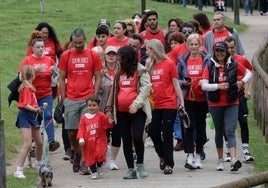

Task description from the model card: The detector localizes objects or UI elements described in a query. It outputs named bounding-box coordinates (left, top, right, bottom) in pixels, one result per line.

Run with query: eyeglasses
left=182, top=30, right=193, bottom=34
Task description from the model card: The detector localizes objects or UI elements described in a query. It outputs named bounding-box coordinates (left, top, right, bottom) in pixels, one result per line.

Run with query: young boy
left=77, top=95, right=114, bottom=180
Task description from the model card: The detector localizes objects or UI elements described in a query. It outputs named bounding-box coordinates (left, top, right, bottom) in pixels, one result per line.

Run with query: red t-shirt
left=18, top=86, right=38, bottom=109
left=117, top=71, right=138, bottom=112
left=18, top=55, right=54, bottom=99
left=26, top=38, right=62, bottom=63
left=185, top=56, right=206, bottom=102
left=139, top=28, right=166, bottom=46
left=202, top=62, right=247, bottom=107
left=57, top=48, right=103, bottom=100
left=77, top=112, right=113, bottom=167
left=213, top=28, right=230, bottom=44
left=151, top=58, right=178, bottom=109
left=107, top=37, right=129, bottom=49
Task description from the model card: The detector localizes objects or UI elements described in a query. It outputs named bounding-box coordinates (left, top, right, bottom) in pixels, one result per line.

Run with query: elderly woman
left=201, top=41, right=252, bottom=171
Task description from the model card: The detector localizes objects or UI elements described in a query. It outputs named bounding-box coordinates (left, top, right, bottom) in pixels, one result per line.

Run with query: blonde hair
left=146, top=39, right=166, bottom=60
left=125, top=19, right=138, bottom=34
left=18, top=65, right=35, bottom=92
left=186, top=34, right=202, bottom=48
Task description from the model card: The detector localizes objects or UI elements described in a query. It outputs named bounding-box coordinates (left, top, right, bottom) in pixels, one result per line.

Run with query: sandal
left=163, top=165, right=173, bottom=175
left=159, top=158, right=165, bottom=170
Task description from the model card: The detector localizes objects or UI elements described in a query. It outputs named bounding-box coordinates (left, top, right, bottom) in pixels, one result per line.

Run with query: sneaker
left=79, top=161, right=90, bottom=175
left=73, top=152, right=81, bottom=172
left=230, top=158, right=242, bottom=171
left=163, top=165, right=173, bottom=175
left=216, top=159, right=224, bottom=171
left=69, top=150, right=74, bottom=164
left=200, top=150, right=206, bottom=161
left=97, top=166, right=104, bottom=177
left=91, top=172, right=99, bottom=180
left=123, top=168, right=137, bottom=179
left=173, top=140, right=183, bottom=151
left=184, top=155, right=196, bottom=170
left=14, top=170, right=26, bottom=179
left=109, top=160, right=119, bottom=170
left=62, top=149, right=71, bottom=161
left=49, top=141, right=60, bottom=152
left=224, top=152, right=231, bottom=162
left=145, top=137, right=154, bottom=147
left=136, top=163, right=149, bottom=178
left=243, top=152, right=254, bottom=162
left=194, top=156, right=202, bottom=169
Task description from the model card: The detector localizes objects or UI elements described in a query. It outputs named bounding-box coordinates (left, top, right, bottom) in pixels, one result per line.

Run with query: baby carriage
left=214, top=0, right=226, bottom=12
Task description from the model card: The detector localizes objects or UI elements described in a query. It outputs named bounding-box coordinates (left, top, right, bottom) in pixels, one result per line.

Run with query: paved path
left=15, top=6, right=268, bottom=188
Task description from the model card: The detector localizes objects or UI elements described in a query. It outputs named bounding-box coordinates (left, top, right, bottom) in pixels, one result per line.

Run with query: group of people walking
left=13, top=9, right=255, bottom=182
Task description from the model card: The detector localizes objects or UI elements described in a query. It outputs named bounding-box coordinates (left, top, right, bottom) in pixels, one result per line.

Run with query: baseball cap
left=214, top=41, right=228, bottom=51
left=98, top=19, right=110, bottom=27
left=105, top=46, right=118, bottom=54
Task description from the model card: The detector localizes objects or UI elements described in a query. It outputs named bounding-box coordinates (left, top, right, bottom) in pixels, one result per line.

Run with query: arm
left=58, top=69, right=66, bottom=101
left=245, top=72, right=253, bottom=99
left=172, top=78, right=184, bottom=109
left=93, top=70, right=102, bottom=96
left=237, top=69, right=252, bottom=90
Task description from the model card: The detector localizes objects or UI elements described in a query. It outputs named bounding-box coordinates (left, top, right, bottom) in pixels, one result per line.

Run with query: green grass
left=1, top=0, right=264, bottom=187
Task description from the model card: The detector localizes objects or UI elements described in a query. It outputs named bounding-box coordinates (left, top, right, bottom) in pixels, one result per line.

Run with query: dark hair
left=188, top=20, right=202, bottom=35
left=129, top=33, right=143, bottom=44
left=167, top=18, right=183, bottom=31
left=117, top=45, right=138, bottom=78
left=86, top=95, right=101, bottom=105
left=145, top=10, right=158, bottom=20
left=181, top=22, right=195, bottom=31
left=72, top=28, right=86, bottom=38
left=132, top=13, right=141, bottom=19
left=213, top=42, right=230, bottom=63
left=193, top=13, right=211, bottom=31
left=139, top=17, right=147, bottom=33
left=115, top=21, right=129, bottom=36
left=224, top=36, right=236, bottom=45
left=165, top=31, right=184, bottom=52
left=96, top=25, right=109, bottom=35
left=35, top=22, right=60, bottom=47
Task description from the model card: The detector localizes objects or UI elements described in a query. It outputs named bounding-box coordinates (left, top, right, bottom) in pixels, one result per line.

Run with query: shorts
left=16, top=109, right=40, bottom=128
left=64, top=99, right=88, bottom=130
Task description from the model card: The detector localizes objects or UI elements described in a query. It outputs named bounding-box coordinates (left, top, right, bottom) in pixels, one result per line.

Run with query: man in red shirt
left=224, top=36, right=254, bottom=163
left=58, top=28, right=103, bottom=174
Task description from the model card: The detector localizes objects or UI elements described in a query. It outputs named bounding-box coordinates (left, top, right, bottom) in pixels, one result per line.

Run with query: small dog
left=39, top=163, right=53, bottom=187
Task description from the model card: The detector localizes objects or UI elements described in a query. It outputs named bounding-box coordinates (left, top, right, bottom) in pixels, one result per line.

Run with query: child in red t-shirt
left=77, top=95, right=114, bottom=180
left=14, top=65, right=43, bottom=179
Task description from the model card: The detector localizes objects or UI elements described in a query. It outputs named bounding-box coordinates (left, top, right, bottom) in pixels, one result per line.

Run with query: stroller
left=214, top=0, right=226, bottom=12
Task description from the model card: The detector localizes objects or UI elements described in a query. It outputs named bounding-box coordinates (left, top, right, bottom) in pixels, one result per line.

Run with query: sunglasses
left=182, top=30, right=193, bottom=34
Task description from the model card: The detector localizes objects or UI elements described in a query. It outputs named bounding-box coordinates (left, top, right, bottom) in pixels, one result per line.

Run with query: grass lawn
left=1, top=0, right=266, bottom=187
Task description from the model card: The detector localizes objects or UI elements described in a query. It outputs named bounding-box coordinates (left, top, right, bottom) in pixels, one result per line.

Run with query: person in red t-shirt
left=14, top=65, right=43, bottom=179
left=107, top=21, right=129, bottom=49
left=88, top=25, right=110, bottom=51
left=77, top=95, right=114, bottom=180
left=201, top=41, right=252, bottom=172
left=224, top=36, right=254, bottom=162
left=58, top=28, right=103, bottom=173
left=178, top=34, right=211, bottom=169
left=18, top=31, right=60, bottom=153
left=145, top=39, right=184, bottom=175
left=106, top=46, right=152, bottom=179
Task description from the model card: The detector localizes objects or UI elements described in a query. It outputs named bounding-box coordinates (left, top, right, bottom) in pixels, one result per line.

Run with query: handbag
left=53, top=100, right=64, bottom=123
left=7, top=75, right=21, bottom=106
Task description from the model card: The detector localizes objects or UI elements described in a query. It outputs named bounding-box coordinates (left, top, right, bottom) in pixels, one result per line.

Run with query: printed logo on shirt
left=219, top=71, right=226, bottom=82
left=43, top=47, right=52, bottom=55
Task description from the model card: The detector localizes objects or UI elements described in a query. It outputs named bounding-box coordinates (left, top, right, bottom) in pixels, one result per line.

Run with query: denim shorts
left=16, top=109, right=40, bottom=128
left=64, top=99, right=88, bottom=130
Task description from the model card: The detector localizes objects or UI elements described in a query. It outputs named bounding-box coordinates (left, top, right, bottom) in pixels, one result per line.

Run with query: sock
left=16, top=166, right=23, bottom=171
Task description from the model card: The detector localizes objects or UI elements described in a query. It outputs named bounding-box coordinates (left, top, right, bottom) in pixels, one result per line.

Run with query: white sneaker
left=224, top=152, right=231, bottom=162
left=145, top=137, right=154, bottom=148
left=91, top=172, right=99, bottom=180
left=216, top=159, right=224, bottom=171
left=14, top=170, right=26, bottom=179
left=194, top=156, right=202, bottom=169
left=184, top=155, right=196, bottom=170
left=243, top=152, right=254, bottom=162
left=109, top=160, right=119, bottom=170
left=97, top=166, right=104, bottom=177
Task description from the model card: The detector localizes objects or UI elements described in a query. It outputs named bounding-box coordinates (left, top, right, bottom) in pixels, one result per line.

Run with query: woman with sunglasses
left=201, top=41, right=252, bottom=172
left=178, top=34, right=210, bottom=169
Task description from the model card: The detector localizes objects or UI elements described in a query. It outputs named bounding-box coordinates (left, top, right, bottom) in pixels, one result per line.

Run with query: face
left=213, top=14, right=225, bottom=29
left=127, top=25, right=135, bottom=34
left=114, top=23, right=126, bottom=38
left=188, top=38, right=200, bottom=53
left=226, top=41, right=236, bottom=56
left=170, top=40, right=180, bottom=49
left=41, top=27, right=49, bottom=41
left=169, top=21, right=180, bottom=32
left=105, top=51, right=117, bottom=63
left=214, top=49, right=227, bottom=62
left=96, top=34, right=108, bottom=46
left=128, top=38, right=142, bottom=53
left=87, top=100, right=99, bottom=114
left=145, top=47, right=155, bottom=58
left=181, top=27, right=193, bottom=41
left=32, top=41, right=44, bottom=56
left=147, top=15, right=158, bottom=30
left=72, top=36, right=85, bottom=52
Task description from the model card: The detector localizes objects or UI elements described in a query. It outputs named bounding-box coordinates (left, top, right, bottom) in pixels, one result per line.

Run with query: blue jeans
left=173, top=113, right=182, bottom=140
left=244, top=0, right=253, bottom=14
left=38, top=95, right=55, bottom=142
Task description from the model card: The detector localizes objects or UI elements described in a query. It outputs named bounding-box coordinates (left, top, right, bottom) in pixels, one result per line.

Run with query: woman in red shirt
left=145, top=39, right=184, bottom=175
